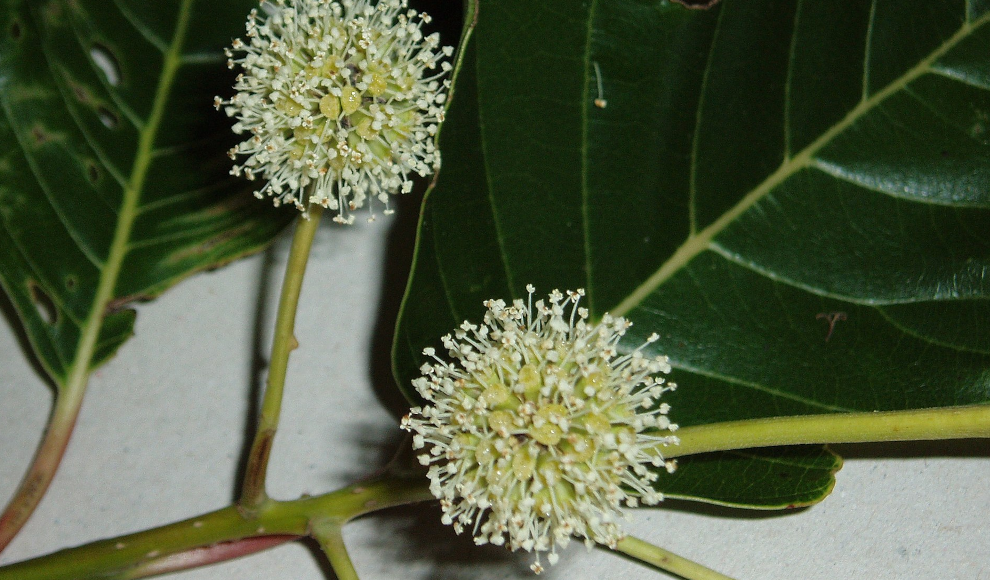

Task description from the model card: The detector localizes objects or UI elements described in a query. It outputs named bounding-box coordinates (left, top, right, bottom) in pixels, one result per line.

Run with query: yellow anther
left=340, top=85, right=362, bottom=114
left=563, top=433, right=594, bottom=462
left=488, top=410, right=514, bottom=435
left=537, top=459, right=561, bottom=486
left=355, top=117, right=376, bottom=140
left=277, top=97, right=304, bottom=115
left=517, top=364, right=542, bottom=401
left=511, top=446, right=537, bottom=480
left=486, top=459, right=508, bottom=485
left=367, top=73, right=388, bottom=97
left=475, top=439, right=496, bottom=464
left=538, top=404, right=567, bottom=423
left=578, top=369, right=606, bottom=396
left=319, top=94, right=340, bottom=119
left=482, top=382, right=511, bottom=408
left=581, top=412, right=611, bottom=435
left=532, top=422, right=563, bottom=446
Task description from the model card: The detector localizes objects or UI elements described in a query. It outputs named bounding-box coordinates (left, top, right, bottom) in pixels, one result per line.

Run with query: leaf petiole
left=664, top=404, right=990, bottom=458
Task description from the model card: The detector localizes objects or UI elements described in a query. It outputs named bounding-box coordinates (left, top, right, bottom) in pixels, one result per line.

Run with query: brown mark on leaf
left=166, top=227, right=246, bottom=265
left=9, top=19, right=22, bottom=40
left=31, top=126, right=50, bottom=145
left=816, top=311, right=847, bottom=342
left=70, top=82, right=91, bottom=104
left=85, top=161, right=100, bottom=185
left=103, top=296, right=141, bottom=317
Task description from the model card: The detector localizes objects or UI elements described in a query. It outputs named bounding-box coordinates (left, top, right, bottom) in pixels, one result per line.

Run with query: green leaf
left=394, top=0, right=990, bottom=508
left=0, top=0, right=293, bottom=387
left=665, top=447, right=841, bottom=509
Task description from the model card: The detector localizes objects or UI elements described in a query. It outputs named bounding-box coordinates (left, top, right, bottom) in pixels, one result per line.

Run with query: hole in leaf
left=10, top=20, right=21, bottom=40
left=86, top=161, right=100, bottom=184
left=28, top=281, right=58, bottom=325
left=97, top=106, right=119, bottom=129
left=89, top=44, right=121, bottom=86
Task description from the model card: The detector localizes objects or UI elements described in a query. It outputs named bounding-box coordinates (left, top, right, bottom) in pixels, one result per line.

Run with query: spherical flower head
left=216, top=0, right=453, bottom=223
left=401, top=286, right=679, bottom=573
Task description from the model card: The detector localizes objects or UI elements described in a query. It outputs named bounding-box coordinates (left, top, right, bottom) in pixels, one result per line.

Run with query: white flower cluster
left=402, top=286, right=679, bottom=573
left=216, top=0, right=452, bottom=222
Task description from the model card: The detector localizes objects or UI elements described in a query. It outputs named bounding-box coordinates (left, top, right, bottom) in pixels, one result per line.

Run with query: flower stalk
left=313, top=520, right=360, bottom=580
left=613, top=536, right=738, bottom=580
left=241, top=204, right=325, bottom=509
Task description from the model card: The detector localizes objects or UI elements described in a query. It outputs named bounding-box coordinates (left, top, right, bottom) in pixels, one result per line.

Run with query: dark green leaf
left=663, top=447, right=841, bottom=509
left=0, top=0, right=293, bottom=387
left=394, top=0, right=990, bottom=507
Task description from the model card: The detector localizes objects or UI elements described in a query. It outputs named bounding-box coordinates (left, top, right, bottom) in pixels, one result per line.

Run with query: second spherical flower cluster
left=402, top=287, right=679, bottom=573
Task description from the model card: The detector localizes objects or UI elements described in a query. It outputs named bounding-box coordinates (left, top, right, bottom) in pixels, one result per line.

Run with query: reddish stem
left=130, top=535, right=299, bottom=578
left=0, top=402, right=78, bottom=553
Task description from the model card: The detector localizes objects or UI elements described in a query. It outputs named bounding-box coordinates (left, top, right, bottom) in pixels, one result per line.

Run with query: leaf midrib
left=611, top=9, right=990, bottom=318
left=61, top=0, right=196, bottom=395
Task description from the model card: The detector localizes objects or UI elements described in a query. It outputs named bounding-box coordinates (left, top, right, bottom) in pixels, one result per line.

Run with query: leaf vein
left=612, top=12, right=990, bottom=318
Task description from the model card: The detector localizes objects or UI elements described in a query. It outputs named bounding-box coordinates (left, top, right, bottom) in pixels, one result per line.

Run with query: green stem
left=666, top=404, right=990, bottom=458
left=0, top=475, right=432, bottom=580
left=240, top=205, right=325, bottom=509
left=313, top=520, right=360, bottom=580
left=613, top=536, right=737, bottom=580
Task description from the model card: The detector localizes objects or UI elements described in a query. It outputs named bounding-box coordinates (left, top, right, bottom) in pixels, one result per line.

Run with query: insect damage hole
left=89, top=44, right=121, bottom=86
left=96, top=106, right=119, bottom=129
left=85, top=161, right=100, bottom=185
left=27, top=281, right=58, bottom=325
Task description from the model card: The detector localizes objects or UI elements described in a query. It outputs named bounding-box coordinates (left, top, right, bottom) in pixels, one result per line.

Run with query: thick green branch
left=241, top=205, right=324, bottom=509
left=665, top=404, right=990, bottom=459
left=0, top=475, right=432, bottom=580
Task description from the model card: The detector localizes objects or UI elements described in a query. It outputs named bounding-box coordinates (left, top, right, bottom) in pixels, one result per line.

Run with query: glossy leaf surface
left=0, top=0, right=292, bottom=387
left=394, top=0, right=990, bottom=507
